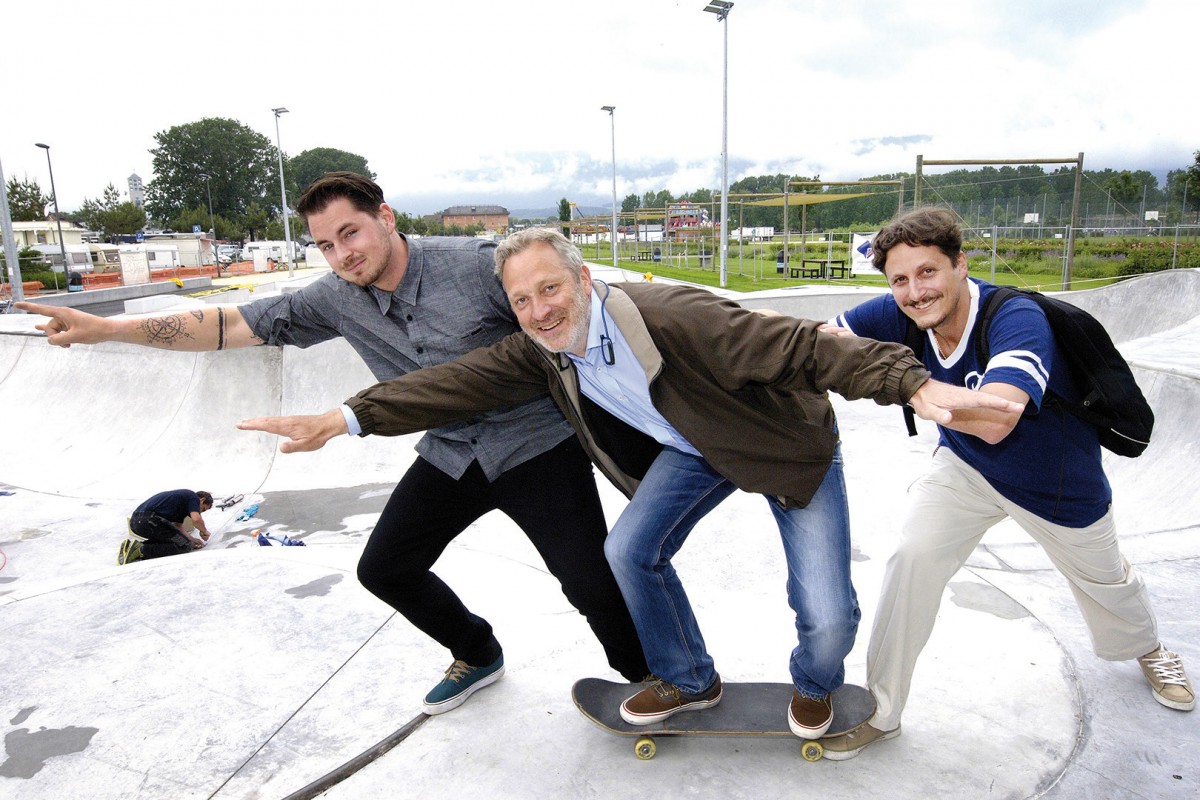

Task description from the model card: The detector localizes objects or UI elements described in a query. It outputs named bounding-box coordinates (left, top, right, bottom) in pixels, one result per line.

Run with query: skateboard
left=571, top=678, right=875, bottom=761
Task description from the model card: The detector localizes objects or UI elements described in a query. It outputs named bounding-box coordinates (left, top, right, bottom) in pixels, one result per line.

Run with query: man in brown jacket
left=239, top=228, right=1020, bottom=738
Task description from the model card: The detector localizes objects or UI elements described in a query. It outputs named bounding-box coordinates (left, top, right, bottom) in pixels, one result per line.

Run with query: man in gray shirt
left=17, top=172, right=648, bottom=714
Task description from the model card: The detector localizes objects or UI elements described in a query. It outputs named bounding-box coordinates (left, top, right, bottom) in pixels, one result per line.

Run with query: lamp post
left=271, top=107, right=294, bottom=278
left=601, top=105, right=618, bottom=268
left=703, top=1, right=733, bottom=288
left=1173, top=177, right=1190, bottom=270
left=34, top=143, right=68, bottom=292
left=198, top=173, right=217, bottom=270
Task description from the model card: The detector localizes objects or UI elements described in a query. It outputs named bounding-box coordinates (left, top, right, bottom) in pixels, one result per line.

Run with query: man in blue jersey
left=819, top=206, right=1193, bottom=760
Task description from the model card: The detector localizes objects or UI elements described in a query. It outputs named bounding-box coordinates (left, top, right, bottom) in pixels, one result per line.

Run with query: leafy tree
left=394, top=211, right=429, bottom=236
left=289, top=148, right=374, bottom=195
left=5, top=176, right=49, bottom=221
left=145, top=118, right=277, bottom=226
left=641, top=189, right=673, bottom=210
left=621, top=193, right=640, bottom=213
left=557, top=198, right=571, bottom=226
left=79, top=183, right=147, bottom=237
left=1104, top=171, right=1141, bottom=208
left=242, top=201, right=271, bottom=242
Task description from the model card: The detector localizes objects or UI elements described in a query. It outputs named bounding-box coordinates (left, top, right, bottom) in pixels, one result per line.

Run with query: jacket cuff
left=894, top=361, right=932, bottom=404
left=344, top=396, right=375, bottom=436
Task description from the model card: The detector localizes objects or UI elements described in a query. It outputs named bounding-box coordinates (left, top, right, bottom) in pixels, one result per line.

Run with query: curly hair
left=872, top=206, right=962, bottom=272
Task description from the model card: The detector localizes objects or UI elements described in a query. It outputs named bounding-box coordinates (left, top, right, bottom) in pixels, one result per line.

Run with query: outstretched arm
left=238, top=409, right=349, bottom=453
left=14, top=301, right=262, bottom=351
left=907, top=379, right=1025, bottom=438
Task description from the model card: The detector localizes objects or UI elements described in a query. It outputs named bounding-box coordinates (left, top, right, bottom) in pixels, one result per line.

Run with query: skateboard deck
left=572, top=678, right=875, bottom=760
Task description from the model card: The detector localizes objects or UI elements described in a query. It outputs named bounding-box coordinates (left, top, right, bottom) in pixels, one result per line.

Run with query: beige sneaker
left=1137, top=646, right=1194, bottom=711
left=820, top=722, right=900, bottom=761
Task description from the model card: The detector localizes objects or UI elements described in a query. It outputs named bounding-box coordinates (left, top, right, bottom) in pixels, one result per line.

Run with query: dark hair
left=872, top=206, right=962, bottom=272
left=196, top=491, right=213, bottom=506
left=295, top=171, right=385, bottom=220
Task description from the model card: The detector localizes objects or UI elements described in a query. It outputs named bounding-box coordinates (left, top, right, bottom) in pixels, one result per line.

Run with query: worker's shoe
left=421, top=655, right=505, bottom=715
left=620, top=676, right=723, bottom=725
left=118, top=538, right=143, bottom=565
left=1138, top=646, right=1194, bottom=711
left=820, top=722, right=901, bottom=761
left=788, top=691, right=833, bottom=739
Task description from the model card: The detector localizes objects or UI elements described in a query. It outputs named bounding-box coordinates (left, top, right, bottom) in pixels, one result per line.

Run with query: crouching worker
left=120, top=489, right=213, bottom=564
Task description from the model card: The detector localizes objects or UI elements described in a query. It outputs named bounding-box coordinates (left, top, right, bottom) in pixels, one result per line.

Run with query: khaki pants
left=867, top=448, right=1159, bottom=730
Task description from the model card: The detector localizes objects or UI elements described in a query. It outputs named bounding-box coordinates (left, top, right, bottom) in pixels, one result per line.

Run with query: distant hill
left=508, top=205, right=611, bottom=221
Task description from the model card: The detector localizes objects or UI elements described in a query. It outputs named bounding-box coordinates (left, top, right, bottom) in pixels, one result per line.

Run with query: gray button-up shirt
left=239, top=236, right=573, bottom=481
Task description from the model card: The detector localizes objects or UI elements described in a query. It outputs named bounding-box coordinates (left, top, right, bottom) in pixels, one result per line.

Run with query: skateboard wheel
left=801, top=741, right=823, bottom=762
left=635, top=736, right=657, bottom=760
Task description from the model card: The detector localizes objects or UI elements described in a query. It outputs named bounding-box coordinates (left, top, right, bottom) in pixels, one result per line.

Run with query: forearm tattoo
left=138, top=313, right=198, bottom=347
left=217, top=307, right=226, bottom=351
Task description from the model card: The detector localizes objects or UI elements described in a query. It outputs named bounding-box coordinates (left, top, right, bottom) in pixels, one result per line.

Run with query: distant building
left=2, top=220, right=89, bottom=250
left=128, top=173, right=145, bottom=208
left=439, top=204, right=509, bottom=233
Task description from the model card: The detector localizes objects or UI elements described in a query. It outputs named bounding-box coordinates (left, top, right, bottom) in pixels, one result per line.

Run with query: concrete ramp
left=1, top=270, right=1198, bottom=800
left=0, top=316, right=415, bottom=501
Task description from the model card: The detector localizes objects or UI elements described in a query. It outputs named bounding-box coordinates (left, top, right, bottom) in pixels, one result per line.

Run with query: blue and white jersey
left=834, top=278, right=1111, bottom=527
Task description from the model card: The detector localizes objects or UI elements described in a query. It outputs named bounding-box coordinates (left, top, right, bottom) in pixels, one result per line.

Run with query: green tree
left=145, top=118, right=277, bottom=225
left=394, top=211, right=429, bottom=236
left=621, top=193, right=640, bottom=213
left=289, top=148, right=374, bottom=195
left=557, top=198, right=571, bottom=227
left=5, top=176, right=49, bottom=221
left=1104, top=170, right=1140, bottom=207
left=640, top=189, right=673, bottom=211
left=242, top=201, right=271, bottom=242
left=79, top=183, right=147, bottom=238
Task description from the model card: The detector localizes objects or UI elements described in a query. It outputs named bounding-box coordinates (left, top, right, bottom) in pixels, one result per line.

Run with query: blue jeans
left=604, top=445, right=859, bottom=699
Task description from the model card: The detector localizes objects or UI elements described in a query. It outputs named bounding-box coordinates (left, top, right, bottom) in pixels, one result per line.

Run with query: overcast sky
left=2, top=0, right=1196, bottom=216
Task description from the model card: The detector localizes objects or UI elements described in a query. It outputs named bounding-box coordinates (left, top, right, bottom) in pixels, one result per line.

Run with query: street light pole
left=703, top=1, right=733, bottom=289
left=601, top=106, right=618, bottom=269
left=271, top=107, right=294, bottom=278
left=35, top=143, right=68, bottom=292
left=1173, top=178, right=1190, bottom=270
left=198, top=173, right=217, bottom=271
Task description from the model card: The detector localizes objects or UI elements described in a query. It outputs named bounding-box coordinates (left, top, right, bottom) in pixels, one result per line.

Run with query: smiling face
left=501, top=241, right=593, bottom=355
left=881, top=243, right=971, bottom=336
left=306, top=197, right=405, bottom=291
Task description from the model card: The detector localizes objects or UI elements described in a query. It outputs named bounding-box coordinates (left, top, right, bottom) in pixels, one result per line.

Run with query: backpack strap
left=902, top=318, right=925, bottom=437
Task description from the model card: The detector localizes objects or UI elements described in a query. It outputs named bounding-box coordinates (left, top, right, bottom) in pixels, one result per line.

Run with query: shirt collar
left=368, top=233, right=418, bottom=314
left=579, top=282, right=616, bottom=360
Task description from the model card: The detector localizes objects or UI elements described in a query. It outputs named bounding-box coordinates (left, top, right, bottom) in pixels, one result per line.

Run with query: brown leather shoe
left=620, top=677, right=723, bottom=725
left=788, top=691, right=833, bottom=739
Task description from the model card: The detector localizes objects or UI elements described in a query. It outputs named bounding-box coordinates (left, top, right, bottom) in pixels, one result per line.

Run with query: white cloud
left=2, top=0, right=1196, bottom=217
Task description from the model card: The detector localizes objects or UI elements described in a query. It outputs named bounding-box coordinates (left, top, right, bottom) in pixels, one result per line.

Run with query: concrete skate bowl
left=0, top=323, right=417, bottom=501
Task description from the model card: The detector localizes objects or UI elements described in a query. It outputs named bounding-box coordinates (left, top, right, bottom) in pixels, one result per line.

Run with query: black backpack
left=902, top=286, right=1154, bottom=457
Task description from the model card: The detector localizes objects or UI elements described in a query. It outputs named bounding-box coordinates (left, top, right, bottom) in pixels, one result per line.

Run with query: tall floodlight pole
left=35, top=143, right=68, bottom=292
left=1173, top=178, right=1190, bottom=270
left=271, top=107, right=294, bottom=278
left=704, top=1, right=733, bottom=288
left=601, top=106, right=618, bottom=268
left=198, top=173, right=216, bottom=268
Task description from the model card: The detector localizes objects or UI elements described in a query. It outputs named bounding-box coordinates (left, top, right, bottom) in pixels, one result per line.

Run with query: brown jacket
left=347, top=282, right=930, bottom=508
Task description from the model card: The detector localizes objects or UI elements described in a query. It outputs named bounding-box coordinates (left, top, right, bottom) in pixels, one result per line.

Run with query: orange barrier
left=1, top=281, right=46, bottom=297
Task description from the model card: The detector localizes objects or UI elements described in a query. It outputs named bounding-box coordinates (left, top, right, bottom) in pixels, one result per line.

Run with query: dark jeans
left=129, top=511, right=192, bottom=560
left=357, top=437, right=648, bottom=680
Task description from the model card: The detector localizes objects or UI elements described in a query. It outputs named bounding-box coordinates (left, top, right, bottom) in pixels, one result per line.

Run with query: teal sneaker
left=421, top=655, right=505, bottom=715
left=118, top=538, right=143, bottom=565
